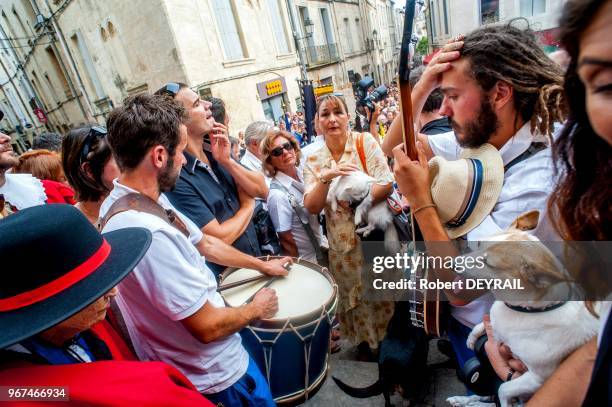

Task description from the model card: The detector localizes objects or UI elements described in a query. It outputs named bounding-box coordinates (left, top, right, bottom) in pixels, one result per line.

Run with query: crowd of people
left=0, top=0, right=610, bottom=405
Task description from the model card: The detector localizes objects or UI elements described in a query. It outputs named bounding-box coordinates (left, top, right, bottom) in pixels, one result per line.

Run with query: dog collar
left=504, top=301, right=566, bottom=313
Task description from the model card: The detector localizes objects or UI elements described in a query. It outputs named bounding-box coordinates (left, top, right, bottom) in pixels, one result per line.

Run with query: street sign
left=33, top=108, right=48, bottom=124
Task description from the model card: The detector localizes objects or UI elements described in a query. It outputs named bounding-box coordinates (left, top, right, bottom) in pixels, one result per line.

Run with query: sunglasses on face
left=81, top=126, right=107, bottom=162
left=270, top=142, right=293, bottom=157
left=161, top=82, right=180, bottom=97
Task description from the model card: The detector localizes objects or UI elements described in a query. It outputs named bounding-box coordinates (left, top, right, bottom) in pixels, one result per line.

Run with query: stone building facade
left=1, top=0, right=402, bottom=142
left=426, top=0, right=567, bottom=50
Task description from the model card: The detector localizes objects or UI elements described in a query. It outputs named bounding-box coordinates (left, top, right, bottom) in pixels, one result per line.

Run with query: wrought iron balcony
left=304, top=43, right=340, bottom=67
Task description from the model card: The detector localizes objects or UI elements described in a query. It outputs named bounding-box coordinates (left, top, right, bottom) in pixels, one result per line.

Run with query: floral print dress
left=304, top=131, right=395, bottom=348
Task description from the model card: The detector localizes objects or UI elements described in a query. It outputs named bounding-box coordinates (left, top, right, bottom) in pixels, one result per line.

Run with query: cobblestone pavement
left=301, top=338, right=465, bottom=407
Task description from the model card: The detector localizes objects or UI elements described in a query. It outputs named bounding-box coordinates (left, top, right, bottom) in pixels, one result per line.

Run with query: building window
left=320, top=8, right=334, bottom=45
left=429, top=0, right=437, bottom=39
left=520, top=0, right=546, bottom=17
left=442, top=0, right=449, bottom=35
left=480, top=0, right=499, bottom=24
left=266, top=0, right=290, bottom=54
left=211, top=0, right=246, bottom=60
left=71, top=31, right=105, bottom=100
left=45, top=47, right=72, bottom=98
left=344, top=18, right=353, bottom=53
left=354, top=18, right=363, bottom=50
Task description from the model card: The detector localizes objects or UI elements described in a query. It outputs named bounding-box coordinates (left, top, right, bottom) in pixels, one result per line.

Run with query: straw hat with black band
left=0, top=204, right=152, bottom=348
left=428, top=143, right=504, bottom=239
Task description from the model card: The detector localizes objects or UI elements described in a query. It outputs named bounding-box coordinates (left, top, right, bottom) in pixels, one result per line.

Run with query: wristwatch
left=319, top=175, right=331, bottom=185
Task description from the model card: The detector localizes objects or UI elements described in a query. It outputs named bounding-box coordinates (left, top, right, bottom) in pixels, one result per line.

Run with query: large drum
left=220, top=257, right=338, bottom=404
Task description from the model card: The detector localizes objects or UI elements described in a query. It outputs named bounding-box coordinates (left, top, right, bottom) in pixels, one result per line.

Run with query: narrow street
left=304, top=338, right=464, bottom=406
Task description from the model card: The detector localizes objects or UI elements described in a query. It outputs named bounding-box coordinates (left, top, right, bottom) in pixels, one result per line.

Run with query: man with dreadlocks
left=383, top=22, right=567, bottom=371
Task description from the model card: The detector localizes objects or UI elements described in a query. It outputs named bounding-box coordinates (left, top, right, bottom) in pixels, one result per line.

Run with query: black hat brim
left=0, top=227, right=152, bottom=348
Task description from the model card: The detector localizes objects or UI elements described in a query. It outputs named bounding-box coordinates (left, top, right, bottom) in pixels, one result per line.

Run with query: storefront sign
left=314, top=84, right=334, bottom=96
left=257, top=77, right=288, bottom=100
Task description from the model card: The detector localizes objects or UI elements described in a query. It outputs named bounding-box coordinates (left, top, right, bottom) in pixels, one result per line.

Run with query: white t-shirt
left=428, top=123, right=555, bottom=327
left=99, top=180, right=248, bottom=394
left=267, top=171, right=322, bottom=262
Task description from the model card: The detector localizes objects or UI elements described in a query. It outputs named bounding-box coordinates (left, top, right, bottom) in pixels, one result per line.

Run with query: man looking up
left=157, top=83, right=269, bottom=275
left=384, top=24, right=566, bottom=370
left=100, top=94, right=286, bottom=405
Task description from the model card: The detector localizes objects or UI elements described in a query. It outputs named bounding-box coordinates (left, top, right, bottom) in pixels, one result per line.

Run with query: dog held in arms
left=447, top=211, right=599, bottom=407
left=327, top=170, right=398, bottom=252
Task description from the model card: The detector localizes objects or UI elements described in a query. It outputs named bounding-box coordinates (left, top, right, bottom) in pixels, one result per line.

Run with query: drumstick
left=218, top=274, right=268, bottom=292
left=242, top=261, right=292, bottom=305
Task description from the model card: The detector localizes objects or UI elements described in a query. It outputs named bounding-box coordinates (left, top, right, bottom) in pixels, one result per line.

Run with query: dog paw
left=466, top=322, right=485, bottom=350
left=356, top=225, right=375, bottom=237
left=446, top=395, right=495, bottom=406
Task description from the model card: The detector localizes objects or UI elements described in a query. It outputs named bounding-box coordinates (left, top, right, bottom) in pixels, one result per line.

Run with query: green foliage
left=416, top=36, right=429, bottom=55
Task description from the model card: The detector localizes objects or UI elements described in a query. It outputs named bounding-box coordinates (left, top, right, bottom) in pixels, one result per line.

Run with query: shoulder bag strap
left=99, top=193, right=190, bottom=238
left=356, top=132, right=400, bottom=212
left=356, top=132, right=369, bottom=175
left=270, top=181, right=324, bottom=263
left=504, top=142, right=547, bottom=173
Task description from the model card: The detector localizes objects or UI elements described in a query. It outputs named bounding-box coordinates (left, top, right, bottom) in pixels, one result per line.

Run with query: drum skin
left=220, top=257, right=338, bottom=404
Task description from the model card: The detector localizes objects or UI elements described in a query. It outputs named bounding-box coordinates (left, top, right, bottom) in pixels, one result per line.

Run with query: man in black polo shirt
left=158, top=83, right=268, bottom=275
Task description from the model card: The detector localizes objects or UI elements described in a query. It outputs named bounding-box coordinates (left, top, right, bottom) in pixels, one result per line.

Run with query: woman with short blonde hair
left=262, top=129, right=322, bottom=262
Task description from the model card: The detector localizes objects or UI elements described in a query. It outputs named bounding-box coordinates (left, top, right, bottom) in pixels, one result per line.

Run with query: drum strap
left=99, top=193, right=190, bottom=238
left=270, top=181, right=326, bottom=265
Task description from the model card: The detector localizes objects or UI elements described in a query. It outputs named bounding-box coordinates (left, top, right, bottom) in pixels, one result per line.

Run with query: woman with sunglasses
left=262, top=129, right=323, bottom=263
left=303, top=94, right=395, bottom=358
left=62, top=125, right=120, bottom=226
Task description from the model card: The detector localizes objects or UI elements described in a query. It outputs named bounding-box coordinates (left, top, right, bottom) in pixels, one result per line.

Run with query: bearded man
left=99, top=94, right=288, bottom=405
left=383, top=24, right=566, bottom=370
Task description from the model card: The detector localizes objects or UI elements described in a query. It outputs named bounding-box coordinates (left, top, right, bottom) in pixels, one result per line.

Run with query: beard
left=0, top=153, right=19, bottom=171
left=157, top=157, right=179, bottom=193
left=449, top=97, right=499, bottom=148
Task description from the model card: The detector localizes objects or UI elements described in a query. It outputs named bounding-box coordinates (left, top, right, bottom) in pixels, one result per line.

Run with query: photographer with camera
left=353, top=78, right=388, bottom=141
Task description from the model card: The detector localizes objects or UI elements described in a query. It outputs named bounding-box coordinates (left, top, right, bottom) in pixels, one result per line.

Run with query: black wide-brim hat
left=0, top=204, right=152, bottom=348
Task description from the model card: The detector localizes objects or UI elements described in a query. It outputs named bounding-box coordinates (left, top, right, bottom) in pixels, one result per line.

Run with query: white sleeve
left=176, top=209, right=203, bottom=245
left=427, top=131, right=462, bottom=160
left=132, top=230, right=213, bottom=321
left=267, top=189, right=293, bottom=233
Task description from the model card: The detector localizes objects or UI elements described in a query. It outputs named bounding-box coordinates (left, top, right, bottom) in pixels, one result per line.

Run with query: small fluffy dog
left=447, top=211, right=599, bottom=407
left=327, top=171, right=398, bottom=251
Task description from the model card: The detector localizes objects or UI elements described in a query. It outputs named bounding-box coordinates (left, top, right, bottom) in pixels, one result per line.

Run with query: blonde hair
left=260, top=130, right=301, bottom=178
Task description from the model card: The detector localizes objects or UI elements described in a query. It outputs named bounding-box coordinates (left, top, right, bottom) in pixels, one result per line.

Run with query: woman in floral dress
left=303, top=94, right=395, bottom=354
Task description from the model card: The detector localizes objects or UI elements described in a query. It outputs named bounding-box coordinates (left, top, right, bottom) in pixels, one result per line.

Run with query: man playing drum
left=99, top=93, right=289, bottom=406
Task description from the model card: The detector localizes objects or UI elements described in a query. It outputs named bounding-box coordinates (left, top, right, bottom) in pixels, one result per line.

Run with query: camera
left=354, top=77, right=388, bottom=111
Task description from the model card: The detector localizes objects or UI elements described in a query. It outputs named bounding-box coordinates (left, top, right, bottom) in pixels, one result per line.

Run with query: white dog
left=447, top=211, right=599, bottom=407
left=327, top=171, right=398, bottom=252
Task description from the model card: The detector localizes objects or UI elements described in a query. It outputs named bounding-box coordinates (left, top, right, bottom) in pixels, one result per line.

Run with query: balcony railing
left=304, top=43, right=340, bottom=67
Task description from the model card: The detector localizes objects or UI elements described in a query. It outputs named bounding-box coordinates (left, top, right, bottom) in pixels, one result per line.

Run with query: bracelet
left=319, top=175, right=332, bottom=185
left=506, top=368, right=515, bottom=382
left=412, top=203, right=437, bottom=215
